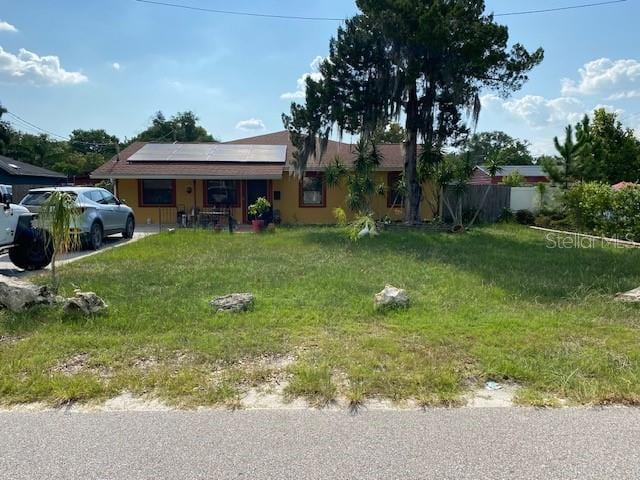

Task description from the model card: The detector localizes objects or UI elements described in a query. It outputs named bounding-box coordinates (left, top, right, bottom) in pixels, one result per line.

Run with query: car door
left=83, top=190, right=110, bottom=231
left=99, top=190, right=125, bottom=232
left=0, top=205, right=18, bottom=245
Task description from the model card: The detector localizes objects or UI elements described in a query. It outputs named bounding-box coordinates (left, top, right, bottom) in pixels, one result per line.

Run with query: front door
left=245, top=180, right=269, bottom=222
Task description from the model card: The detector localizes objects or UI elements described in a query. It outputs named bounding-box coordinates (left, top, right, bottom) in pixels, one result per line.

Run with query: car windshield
left=21, top=191, right=77, bottom=206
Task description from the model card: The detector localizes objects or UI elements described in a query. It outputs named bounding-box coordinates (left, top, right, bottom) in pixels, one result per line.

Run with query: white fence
left=509, top=186, right=559, bottom=213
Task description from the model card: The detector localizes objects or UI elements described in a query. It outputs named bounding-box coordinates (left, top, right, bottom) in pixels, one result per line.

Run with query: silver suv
left=20, top=187, right=135, bottom=250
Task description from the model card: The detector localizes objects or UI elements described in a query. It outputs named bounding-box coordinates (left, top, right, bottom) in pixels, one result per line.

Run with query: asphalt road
left=1, top=408, right=639, bottom=479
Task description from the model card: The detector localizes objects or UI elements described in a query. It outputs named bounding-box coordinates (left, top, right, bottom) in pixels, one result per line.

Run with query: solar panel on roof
left=128, top=144, right=287, bottom=163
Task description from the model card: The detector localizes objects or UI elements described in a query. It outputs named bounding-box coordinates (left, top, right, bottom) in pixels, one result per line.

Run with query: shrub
left=502, top=170, right=525, bottom=187
left=333, top=207, right=347, bottom=226
left=498, top=208, right=515, bottom=223
left=534, top=214, right=551, bottom=227
left=515, top=209, right=535, bottom=225
left=247, top=197, right=271, bottom=219
left=564, top=182, right=640, bottom=240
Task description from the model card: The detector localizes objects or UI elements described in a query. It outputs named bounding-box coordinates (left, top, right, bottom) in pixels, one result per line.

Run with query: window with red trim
left=139, top=179, right=176, bottom=206
left=299, top=172, right=325, bottom=207
left=387, top=172, right=404, bottom=208
left=204, top=180, right=240, bottom=208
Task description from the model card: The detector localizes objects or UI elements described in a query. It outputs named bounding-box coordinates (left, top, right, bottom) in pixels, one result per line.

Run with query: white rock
left=210, top=293, right=255, bottom=313
left=374, top=285, right=409, bottom=310
left=616, top=287, right=640, bottom=302
left=64, top=291, right=108, bottom=315
left=0, top=275, right=54, bottom=312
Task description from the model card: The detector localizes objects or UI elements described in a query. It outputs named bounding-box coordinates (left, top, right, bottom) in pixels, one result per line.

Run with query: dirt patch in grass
left=132, top=356, right=159, bottom=371
left=0, top=335, right=20, bottom=346
left=50, top=354, right=91, bottom=376
left=50, top=353, right=114, bottom=379
left=211, top=353, right=296, bottom=389
left=466, top=384, right=519, bottom=407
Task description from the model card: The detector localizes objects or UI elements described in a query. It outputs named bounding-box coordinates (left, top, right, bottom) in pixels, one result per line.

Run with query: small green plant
left=348, top=213, right=379, bottom=241
left=333, top=207, right=347, bottom=226
left=535, top=182, right=548, bottom=211
left=502, top=170, right=525, bottom=187
left=247, top=197, right=271, bottom=219
left=39, top=191, right=81, bottom=291
left=334, top=207, right=379, bottom=241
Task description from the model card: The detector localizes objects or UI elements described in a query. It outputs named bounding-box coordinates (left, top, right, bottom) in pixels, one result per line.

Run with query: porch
left=115, top=178, right=277, bottom=228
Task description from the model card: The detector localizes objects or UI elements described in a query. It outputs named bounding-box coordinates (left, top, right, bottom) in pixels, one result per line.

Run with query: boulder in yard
left=64, top=290, right=108, bottom=315
left=374, top=285, right=409, bottom=311
left=0, top=275, right=55, bottom=312
left=210, top=293, right=255, bottom=313
left=616, top=287, right=640, bottom=302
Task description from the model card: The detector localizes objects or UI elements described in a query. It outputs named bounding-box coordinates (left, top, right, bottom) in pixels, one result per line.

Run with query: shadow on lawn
left=299, top=225, right=640, bottom=303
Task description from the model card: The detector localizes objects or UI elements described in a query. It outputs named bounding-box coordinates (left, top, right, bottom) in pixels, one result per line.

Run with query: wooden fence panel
left=442, top=184, right=511, bottom=223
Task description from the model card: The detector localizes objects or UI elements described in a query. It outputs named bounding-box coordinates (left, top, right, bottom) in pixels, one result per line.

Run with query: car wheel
left=122, top=215, right=135, bottom=239
left=8, top=230, right=53, bottom=270
left=89, top=222, right=103, bottom=250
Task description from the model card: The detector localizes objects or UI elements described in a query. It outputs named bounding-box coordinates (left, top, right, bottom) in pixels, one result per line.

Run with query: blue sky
left=1, top=0, right=639, bottom=155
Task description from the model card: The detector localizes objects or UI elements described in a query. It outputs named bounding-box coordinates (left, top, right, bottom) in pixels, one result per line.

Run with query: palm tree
left=39, top=191, right=81, bottom=291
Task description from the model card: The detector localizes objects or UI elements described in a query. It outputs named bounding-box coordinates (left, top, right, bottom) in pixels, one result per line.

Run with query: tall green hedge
left=564, top=182, right=640, bottom=240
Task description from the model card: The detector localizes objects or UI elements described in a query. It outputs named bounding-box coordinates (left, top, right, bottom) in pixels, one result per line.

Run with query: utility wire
left=134, top=0, right=627, bottom=21
left=494, top=0, right=626, bottom=17
left=5, top=111, right=69, bottom=141
left=134, top=0, right=345, bottom=21
left=5, top=110, right=177, bottom=148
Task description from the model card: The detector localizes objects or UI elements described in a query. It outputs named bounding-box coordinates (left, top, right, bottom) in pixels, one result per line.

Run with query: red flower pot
left=251, top=219, right=265, bottom=232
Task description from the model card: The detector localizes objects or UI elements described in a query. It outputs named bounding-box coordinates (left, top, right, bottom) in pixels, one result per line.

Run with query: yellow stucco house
left=91, top=131, right=434, bottom=225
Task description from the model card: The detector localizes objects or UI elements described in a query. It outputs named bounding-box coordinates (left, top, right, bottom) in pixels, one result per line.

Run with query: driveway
left=1, top=408, right=639, bottom=479
left=0, top=227, right=156, bottom=278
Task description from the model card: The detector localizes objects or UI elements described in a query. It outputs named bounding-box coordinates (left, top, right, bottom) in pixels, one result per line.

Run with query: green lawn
left=2, top=224, right=640, bottom=408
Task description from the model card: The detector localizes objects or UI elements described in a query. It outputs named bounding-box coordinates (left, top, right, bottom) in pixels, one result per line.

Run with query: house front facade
left=91, top=131, right=435, bottom=225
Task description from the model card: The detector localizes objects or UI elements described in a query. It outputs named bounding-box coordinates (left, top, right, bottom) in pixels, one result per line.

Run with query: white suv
left=20, top=187, right=135, bottom=250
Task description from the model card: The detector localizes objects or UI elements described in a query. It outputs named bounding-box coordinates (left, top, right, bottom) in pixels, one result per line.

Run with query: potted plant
left=248, top=197, right=271, bottom=232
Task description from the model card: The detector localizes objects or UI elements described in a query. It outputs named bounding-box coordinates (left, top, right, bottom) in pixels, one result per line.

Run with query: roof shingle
left=91, top=131, right=406, bottom=179
left=0, top=155, right=66, bottom=179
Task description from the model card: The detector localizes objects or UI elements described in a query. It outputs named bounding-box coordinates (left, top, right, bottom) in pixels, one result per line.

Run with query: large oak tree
left=283, top=0, right=543, bottom=223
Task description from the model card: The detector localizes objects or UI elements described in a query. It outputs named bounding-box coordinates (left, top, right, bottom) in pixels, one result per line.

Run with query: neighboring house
left=90, top=131, right=434, bottom=225
left=470, top=165, right=549, bottom=185
left=0, top=155, right=67, bottom=201
left=612, top=182, right=638, bottom=190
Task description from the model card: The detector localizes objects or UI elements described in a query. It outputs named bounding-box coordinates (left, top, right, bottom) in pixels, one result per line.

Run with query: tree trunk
left=403, top=85, right=422, bottom=224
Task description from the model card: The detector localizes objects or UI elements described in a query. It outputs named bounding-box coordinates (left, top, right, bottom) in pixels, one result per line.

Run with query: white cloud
left=502, top=95, right=584, bottom=128
left=593, top=103, right=625, bottom=116
left=607, top=90, right=640, bottom=100
left=561, top=58, right=640, bottom=98
left=112, top=62, right=121, bottom=71
left=236, top=118, right=265, bottom=131
left=0, top=47, right=87, bottom=85
left=0, top=20, right=18, bottom=33
left=281, top=56, right=324, bottom=100
left=163, top=79, right=222, bottom=96
left=479, top=58, right=640, bottom=156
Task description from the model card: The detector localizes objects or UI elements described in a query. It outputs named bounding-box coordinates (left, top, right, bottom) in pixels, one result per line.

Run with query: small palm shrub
left=39, top=191, right=81, bottom=290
